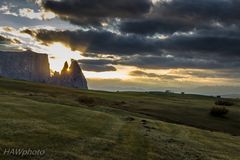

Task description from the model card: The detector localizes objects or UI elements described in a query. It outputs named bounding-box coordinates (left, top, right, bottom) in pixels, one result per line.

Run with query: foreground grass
left=0, top=78, right=239, bottom=159
left=0, top=78, right=240, bottom=135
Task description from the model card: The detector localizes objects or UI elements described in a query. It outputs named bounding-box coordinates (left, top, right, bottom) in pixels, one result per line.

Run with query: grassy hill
left=0, top=78, right=239, bottom=160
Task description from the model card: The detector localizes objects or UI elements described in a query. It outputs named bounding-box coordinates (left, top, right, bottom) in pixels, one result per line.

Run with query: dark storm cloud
left=163, top=33, right=240, bottom=56
left=129, top=70, right=183, bottom=80
left=155, top=0, right=240, bottom=22
left=78, top=55, right=240, bottom=71
left=78, top=59, right=117, bottom=72
left=21, top=28, right=240, bottom=70
left=23, top=28, right=240, bottom=57
left=19, top=0, right=240, bottom=71
left=36, top=0, right=240, bottom=68
left=120, top=0, right=240, bottom=35
left=42, top=0, right=240, bottom=33
left=43, top=0, right=152, bottom=26
left=23, top=29, right=160, bottom=55
left=120, top=18, right=195, bottom=35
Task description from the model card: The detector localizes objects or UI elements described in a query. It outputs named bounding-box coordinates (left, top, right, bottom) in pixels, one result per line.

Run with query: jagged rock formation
left=0, top=51, right=88, bottom=89
left=50, top=61, right=88, bottom=89
left=0, top=50, right=50, bottom=82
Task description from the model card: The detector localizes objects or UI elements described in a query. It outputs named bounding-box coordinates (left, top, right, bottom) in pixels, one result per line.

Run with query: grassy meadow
left=0, top=78, right=239, bottom=160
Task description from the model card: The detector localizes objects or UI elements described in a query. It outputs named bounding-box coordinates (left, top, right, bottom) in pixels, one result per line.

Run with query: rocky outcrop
left=0, top=51, right=88, bottom=90
left=50, top=61, right=88, bottom=89
left=0, top=50, right=50, bottom=82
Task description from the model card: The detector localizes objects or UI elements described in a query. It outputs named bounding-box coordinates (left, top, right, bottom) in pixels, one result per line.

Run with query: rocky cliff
left=0, top=51, right=50, bottom=82
left=0, top=51, right=88, bottom=89
left=50, top=61, right=88, bottom=89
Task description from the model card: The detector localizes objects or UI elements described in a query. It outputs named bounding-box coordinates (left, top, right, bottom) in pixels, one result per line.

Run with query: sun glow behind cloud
left=46, top=43, right=129, bottom=80
left=47, top=42, right=83, bottom=72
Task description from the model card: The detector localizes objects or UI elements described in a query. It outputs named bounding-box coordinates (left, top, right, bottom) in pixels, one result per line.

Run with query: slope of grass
left=0, top=78, right=239, bottom=135
left=0, top=78, right=239, bottom=159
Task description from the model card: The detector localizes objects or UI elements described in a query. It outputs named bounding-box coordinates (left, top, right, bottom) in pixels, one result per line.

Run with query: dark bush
left=215, top=100, right=234, bottom=106
left=124, top=116, right=135, bottom=122
left=28, top=93, right=34, bottom=96
left=114, top=101, right=127, bottom=106
left=77, top=96, right=95, bottom=107
left=210, top=107, right=229, bottom=117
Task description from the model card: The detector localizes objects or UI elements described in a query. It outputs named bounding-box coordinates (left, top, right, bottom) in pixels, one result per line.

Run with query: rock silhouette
left=61, top=61, right=69, bottom=75
left=50, top=60, right=88, bottom=89
left=0, top=51, right=88, bottom=89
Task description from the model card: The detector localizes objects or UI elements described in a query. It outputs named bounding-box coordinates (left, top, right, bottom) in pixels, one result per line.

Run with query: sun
left=47, top=42, right=83, bottom=72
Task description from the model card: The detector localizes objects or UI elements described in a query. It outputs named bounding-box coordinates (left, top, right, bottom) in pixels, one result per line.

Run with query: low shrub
left=215, top=100, right=234, bottom=106
left=124, top=116, right=135, bottom=122
left=28, top=93, right=34, bottom=96
left=210, top=106, right=229, bottom=117
left=114, top=101, right=127, bottom=106
left=77, top=96, right=95, bottom=107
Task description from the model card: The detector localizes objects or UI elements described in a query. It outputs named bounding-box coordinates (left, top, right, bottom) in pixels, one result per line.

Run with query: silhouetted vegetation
left=77, top=96, right=95, bottom=107
left=113, top=101, right=127, bottom=107
left=215, top=100, right=234, bottom=106
left=210, top=106, right=229, bottom=117
left=124, top=116, right=135, bottom=121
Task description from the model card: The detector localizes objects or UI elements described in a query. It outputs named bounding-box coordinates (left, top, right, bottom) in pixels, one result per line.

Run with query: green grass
left=0, top=78, right=239, bottom=160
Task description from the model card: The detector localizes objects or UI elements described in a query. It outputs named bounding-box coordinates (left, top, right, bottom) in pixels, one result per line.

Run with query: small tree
left=210, top=107, right=229, bottom=117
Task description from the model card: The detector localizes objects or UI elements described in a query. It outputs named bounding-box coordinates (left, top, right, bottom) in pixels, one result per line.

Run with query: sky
left=0, top=0, right=240, bottom=94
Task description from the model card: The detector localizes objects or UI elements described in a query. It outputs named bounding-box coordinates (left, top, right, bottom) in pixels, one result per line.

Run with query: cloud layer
left=121, top=0, right=240, bottom=35
left=22, top=27, right=240, bottom=70
left=43, top=0, right=152, bottom=26
left=12, top=0, right=235, bottom=73
left=1, top=0, right=240, bottom=87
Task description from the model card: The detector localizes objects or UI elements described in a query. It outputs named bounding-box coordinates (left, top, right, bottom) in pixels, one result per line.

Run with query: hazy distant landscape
left=0, top=78, right=239, bottom=160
